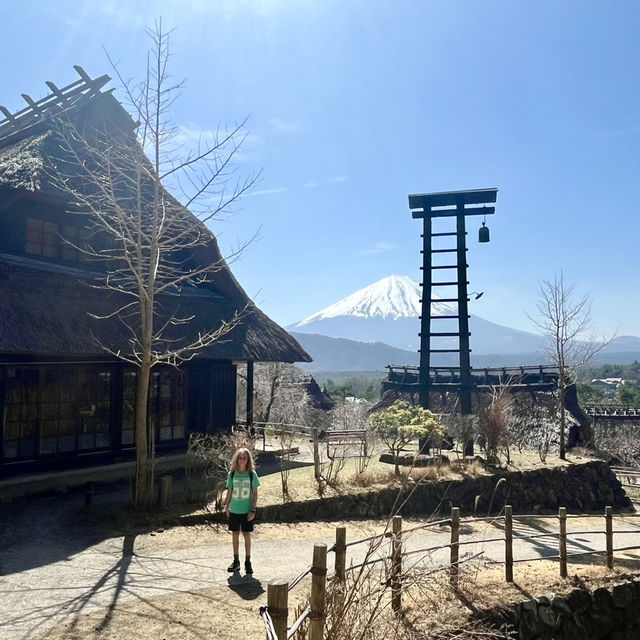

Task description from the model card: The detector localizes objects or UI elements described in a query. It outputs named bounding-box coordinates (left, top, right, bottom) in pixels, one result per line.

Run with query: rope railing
left=259, top=605, right=279, bottom=640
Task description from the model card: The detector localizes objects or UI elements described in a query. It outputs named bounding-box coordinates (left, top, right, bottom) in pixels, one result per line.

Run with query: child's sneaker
left=227, top=558, right=240, bottom=572
left=245, top=559, right=253, bottom=575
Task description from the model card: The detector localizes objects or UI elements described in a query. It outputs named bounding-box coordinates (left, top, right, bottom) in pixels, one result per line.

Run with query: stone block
left=584, top=611, right=614, bottom=639
left=611, top=582, right=634, bottom=609
left=537, top=603, right=559, bottom=629
left=593, top=586, right=613, bottom=610
left=567, top=587, right=593, bottom=614
left=550, top=594, right=572, bottom=616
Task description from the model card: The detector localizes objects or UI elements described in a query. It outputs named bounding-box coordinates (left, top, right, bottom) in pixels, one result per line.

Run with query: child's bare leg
left=243, top=531, right=252, bottom=558
left=232, top=530, right=240, bottom=556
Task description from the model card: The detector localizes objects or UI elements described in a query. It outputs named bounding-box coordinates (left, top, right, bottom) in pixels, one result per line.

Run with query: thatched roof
left=0, top=71, right=311, bottom=364
left=303, top=376, right=336, bottom=411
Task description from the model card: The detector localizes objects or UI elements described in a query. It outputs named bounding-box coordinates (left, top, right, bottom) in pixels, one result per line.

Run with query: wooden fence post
left=450, top=507, right=460, bottom=588
left=505, top=505, right=513, bottom=583
left=335, top=526, right=346, bottom=581
left=391, top=515, right=403, bottom=613
left=559, top=507, right=567, bottom=578
left=267, top=580, right=288, bottom=640
left=309, top=543, right=327, bottom=640
left=313, top=428, right=321, bottom=481
left=158, top=475, right=172, bottom=510
left=605, top=505, right=613, bottom=570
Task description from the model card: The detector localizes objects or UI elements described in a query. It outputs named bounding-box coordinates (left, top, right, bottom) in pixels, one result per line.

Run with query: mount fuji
left=288, top=275, right=546, bottom=356
left=286, top=275, right=640, bottom=372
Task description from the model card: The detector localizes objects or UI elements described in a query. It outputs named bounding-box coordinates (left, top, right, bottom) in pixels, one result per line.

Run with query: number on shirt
left=232, top=478, right=251, bottom=499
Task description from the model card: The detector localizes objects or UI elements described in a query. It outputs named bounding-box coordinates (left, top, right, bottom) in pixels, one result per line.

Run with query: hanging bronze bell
left=478, top=222, right=490, bottom=243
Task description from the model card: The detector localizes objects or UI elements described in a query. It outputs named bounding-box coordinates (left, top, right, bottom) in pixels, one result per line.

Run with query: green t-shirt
left=226, top=470, right=260, bottom=514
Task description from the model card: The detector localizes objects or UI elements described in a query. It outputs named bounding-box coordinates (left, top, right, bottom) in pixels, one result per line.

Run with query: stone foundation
left=485, top=578, right=640, bottom=640
left=256, top=460, right=630, bottom=523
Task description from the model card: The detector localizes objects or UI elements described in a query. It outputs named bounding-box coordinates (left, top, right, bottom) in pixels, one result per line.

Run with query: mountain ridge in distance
left=287, top=276, right=640, bottom=372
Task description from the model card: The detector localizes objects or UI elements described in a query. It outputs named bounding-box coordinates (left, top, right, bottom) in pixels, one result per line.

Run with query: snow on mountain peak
left=294, top=275, right=456, bottom=326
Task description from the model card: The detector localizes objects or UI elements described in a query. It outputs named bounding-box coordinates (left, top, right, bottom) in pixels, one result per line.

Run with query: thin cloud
left=304, top=182, right=319, bottom=188
left=359, top=242, right=396, bottom=256
left=269, top=117, right=301, bottom=132
left=328, top=176, right=348, bottom=183
left=245, top=187, right=290, bottom=198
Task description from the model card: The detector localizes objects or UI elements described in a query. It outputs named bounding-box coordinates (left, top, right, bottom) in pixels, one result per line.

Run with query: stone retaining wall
left=257, top=461, right=630, bottom=523
left=486, top=578, right=640, bottom=639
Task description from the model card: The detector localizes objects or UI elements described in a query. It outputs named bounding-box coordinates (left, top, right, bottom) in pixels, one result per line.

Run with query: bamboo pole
left=505, top=505, right=513, bottom=583
left=559, top=507, right=567, bottom=578
left=450, top=507, right=460, bottom=588
left=335, top=526, right=346, bottom=581
left=309, top=543, right=327, bottom=640
left=267, top=580, right=288, bottom=640
left=391, top=515, right=403, bottom=613
left=605, top=505, right=613, bottom=570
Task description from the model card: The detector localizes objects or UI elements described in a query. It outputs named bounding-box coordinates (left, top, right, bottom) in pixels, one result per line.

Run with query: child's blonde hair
left=230, top=447, right=255, bottom=473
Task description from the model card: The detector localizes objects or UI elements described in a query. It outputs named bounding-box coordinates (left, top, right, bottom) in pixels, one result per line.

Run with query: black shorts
left=228, top=512, right=255, bottom=532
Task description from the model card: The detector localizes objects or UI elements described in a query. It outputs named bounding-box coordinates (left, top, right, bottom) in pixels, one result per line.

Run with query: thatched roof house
left=0, top=68, right=310, bottom=477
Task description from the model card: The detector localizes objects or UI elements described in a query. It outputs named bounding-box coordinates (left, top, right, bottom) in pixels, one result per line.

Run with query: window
left=25, top=218, right=59, bottom=257
left=3, top=368, right=38, bottom=459
left=150, top=369, right=187, bottom=442
left=25, top=217, right=89, bottom=262
left=122, top=368, right=187, bottom=445
left=2, top=366, right=112, bottom=460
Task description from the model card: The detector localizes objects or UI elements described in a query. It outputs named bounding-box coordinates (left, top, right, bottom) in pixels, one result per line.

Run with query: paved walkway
left=1, top=487, right=639, bottom=639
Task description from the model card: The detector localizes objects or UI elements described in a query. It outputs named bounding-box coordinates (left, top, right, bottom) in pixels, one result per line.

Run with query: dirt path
left=1, top=491, right=639, bottom=640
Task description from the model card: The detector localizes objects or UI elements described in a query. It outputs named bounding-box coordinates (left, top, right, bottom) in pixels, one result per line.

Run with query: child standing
left=224, top=447, right=260, bottom=574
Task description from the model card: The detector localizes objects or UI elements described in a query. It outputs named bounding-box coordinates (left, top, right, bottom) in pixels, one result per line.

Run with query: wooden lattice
left=0, top=65, right=111, bottom=144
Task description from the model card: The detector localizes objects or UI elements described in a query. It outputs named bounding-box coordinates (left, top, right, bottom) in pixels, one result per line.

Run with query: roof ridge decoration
left=0, top=66, right=111, bottom=145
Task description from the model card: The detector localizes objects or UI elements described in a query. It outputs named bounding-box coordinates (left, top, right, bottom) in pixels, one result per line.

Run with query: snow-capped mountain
left=286, top=275, right=640, bottom=371
left=288, top=275, right=547, bottom=355
left=296, top=275, right=455, bottom=324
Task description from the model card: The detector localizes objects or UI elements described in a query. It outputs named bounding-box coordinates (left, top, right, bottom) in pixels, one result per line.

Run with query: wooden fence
left=259, top=506, right=640, bottom=640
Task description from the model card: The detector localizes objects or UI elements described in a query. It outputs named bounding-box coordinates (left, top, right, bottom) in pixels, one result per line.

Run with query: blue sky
left=2, top=1, right=639, bottom=336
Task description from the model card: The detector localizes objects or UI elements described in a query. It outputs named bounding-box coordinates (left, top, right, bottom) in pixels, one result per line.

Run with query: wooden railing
left=260, top=506, right=640, bottom=640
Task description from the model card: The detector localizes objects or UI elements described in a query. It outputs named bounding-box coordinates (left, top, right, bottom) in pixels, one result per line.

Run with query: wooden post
left=309, top=543, right=327, bottom=640
left=504, top=505, right=513, bottom=583
left=391, top=515, right=403, bottom=613
left=247, top=360, right=254, bottom=428
left=605, top=505, right=613, bottom=570
left=335, top=526, right=346, bottom=581
left=559, top=507, right=567, bottom=578
left=450, top=507, right=460, bottom=588
left=313, top=428, right=321, bottom=481
left=158, top=475, right=172, bottom=510
left=267, top=580, right=288, bottom=640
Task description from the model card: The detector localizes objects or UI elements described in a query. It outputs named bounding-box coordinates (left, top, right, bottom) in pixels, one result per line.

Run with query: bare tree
left=530, top=273, right=613, bottom=459
left=51, top=24, right=257, bottom=508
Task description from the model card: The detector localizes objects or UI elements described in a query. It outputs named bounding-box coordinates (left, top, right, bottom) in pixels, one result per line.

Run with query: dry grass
left=254, top=445, right=579, bottom=508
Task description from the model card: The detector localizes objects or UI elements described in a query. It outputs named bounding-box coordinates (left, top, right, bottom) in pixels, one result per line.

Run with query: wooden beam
left=409, top=188, right=498, bottom=209
left=21, top=93, right=41, bottom=113
left=412, top=206, right=495, bottom=219
left=0, top=106, right=16, bottom=122
left=45, top=81, right=67, bottom=103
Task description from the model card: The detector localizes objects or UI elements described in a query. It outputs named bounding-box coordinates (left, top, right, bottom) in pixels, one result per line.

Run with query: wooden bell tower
left=408, top=188, right=497, bottom=455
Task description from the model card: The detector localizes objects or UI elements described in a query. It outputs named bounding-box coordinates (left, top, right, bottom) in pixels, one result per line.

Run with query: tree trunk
left=559, top=381, right=566, bottom=460
left=134, top=359, right=152, bottom=509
